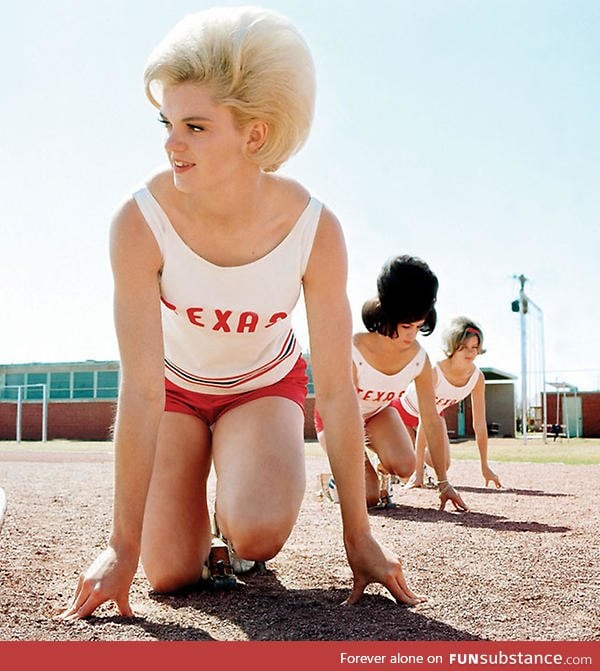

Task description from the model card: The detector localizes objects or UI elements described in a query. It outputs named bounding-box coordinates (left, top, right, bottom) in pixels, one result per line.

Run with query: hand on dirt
left=342, top=532, right=427, bottom=607
left=58, top=546, right=137, bottom=620
left=438, top=483, right=470, bottom=512
left=405, top=479, right=423, bottom=489
left=483, top=467, right=502, bottom=489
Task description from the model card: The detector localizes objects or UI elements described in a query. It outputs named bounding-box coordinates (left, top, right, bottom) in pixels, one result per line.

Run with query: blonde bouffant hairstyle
left=442, top=316, right=486, bottom=357
left=143, top=6, right=316, bottom=172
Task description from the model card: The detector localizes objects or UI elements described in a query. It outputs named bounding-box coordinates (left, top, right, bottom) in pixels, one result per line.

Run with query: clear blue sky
left=1, top=0, right=599, bottom=392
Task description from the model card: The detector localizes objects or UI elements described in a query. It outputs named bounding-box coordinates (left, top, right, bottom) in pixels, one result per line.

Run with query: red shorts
left=314, top=404, right=387, bottom=434
left=390, top=398, right=420, bottom=429
left=165, top=355, right=308, bottom=426
left=314, top=407, right=324, bottom=434
left=390, top=398, right=447, bottom=429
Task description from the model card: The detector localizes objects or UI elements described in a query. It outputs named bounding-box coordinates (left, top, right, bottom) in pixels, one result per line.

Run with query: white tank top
left=400, top=363, right=480, bottom=417
left=353, top=343, right=426, bottom=420
left=133, top=187, right=322, bottom=394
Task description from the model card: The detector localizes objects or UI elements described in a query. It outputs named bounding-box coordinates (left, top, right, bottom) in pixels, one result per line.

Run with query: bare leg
left=316, top=428, right=328, bottom=455
left=212, top=397, right=306, bottom=562
left=423, top=416, right=451, bottom=471
left=319, top=428, right=379, bottom=507
left=365, top=406, right=416, bottom=480
left=412, top=423, right=427, bottom=487
left=141, top=411, right=212, bottom=593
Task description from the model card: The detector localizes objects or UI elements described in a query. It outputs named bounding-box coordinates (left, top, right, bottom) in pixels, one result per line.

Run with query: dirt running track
left=0, top=442, right=598, bottom=641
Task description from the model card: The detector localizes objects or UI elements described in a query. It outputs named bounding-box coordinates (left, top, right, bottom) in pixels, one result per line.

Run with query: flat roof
left=481, top=367, right=517, bottom=381
left=0, top=360, right=119, bottom=373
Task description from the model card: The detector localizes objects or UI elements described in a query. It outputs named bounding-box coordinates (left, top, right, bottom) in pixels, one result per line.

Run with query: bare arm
left=415, top=358, right=469, bottom=511
left=62, top=198, right=165, bottom=619
left=303, top=210, right=371, bottom=538
left=303, top=208, right=423, bottom=605
left=471, top=373, right=501, bottom=488
left=411, top=425, right=428, bottom=487
left=411, top=366, right=439, bottom=487
left=414, top=358, right=447, bottom=480
left=109, top=199, right=166, bottom=553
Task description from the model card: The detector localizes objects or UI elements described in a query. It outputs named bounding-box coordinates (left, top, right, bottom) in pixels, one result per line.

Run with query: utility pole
left=517, top=274, right=528, bottom=443
left=511, top=274, right=546, bottom=444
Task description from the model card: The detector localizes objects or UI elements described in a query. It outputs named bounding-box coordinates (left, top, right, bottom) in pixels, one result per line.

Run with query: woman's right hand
left=438, top=482, right=470, bottom=512
left=59, top=545, right=139, bottom=620
left=343, top=530, right=426, bottom=606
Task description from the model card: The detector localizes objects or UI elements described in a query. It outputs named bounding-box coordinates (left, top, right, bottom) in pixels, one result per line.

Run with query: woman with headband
left=395, top=317, right=502, bottom=489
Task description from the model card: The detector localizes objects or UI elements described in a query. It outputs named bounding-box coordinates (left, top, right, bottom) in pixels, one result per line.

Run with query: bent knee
left=144, top=564, right=204, bottom=594
left=395, top=464, right=415, bottom=479
left=382, top=457, right=415, bottom=479
left=366, top=493, right=381, bottom=508
left=227, top=522, right=292, bottom=562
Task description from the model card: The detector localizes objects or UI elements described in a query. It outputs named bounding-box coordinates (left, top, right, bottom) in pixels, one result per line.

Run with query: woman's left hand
left=343, top=532, right=427, bottom=606
left=482, top=466, right=502, bottom=489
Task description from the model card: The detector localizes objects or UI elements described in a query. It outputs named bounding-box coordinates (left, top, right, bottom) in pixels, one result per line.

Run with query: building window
left=73, top=372, right=94, bottom=399
left=97, top=371, right=119, bottom=399
left=1, top=365, right=121, bottom=402
left=50, top=372, right=71, bottom=400
left=1, top=373, right=25, bottom=400
left=26, top=373, right=48, bottom=400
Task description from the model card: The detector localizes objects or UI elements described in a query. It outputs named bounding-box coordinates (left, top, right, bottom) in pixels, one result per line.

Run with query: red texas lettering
left=163, top=299, right=288, bottom=333
left=266, top=312, right=287, bottom=328
left=236, top=312, right=259, bottom=333
left=186, top=307, right=204, bottom=326
left=213, top=310, right=232, bottom=332
left=358, top=389, right=398, bottom=402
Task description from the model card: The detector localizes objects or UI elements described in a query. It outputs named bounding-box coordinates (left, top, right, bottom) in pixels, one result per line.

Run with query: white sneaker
left=227, top=542, right=256, bottom=574
left=377, top=465, right=392, bottom=497
left=317, top=472, right=339, bottom=503
left=202, top=536, right=237, bottom=590
left=376, top=465, right=396, bottom=508
left=211, top=513, right=256, bottom=574
left=423, top=465, right=437, bottom=489
left=403, top=471, right=420, bottom=489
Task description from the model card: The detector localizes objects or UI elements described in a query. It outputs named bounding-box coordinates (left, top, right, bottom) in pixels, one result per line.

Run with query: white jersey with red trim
left=133, top=186, right=322, bottom=394
left=353, top=343, right=426, bottom=421
left=400, top=363, right=480, bottom=418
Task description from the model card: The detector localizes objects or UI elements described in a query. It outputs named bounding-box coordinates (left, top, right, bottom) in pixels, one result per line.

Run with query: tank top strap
left=295, top=197, right=322, bottom=275
left=414, top=345, right=427, bottom=368
left=351, top=343, right=369, bottom=367
left=132, top=187, right=168, bottom=260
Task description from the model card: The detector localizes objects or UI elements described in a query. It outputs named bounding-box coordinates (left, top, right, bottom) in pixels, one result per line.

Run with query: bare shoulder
left=110, top=195, right=162, bottom=272
left=110, top=196, right=149, bottom=242
left=351, top=332, right=369, bottom=358
left=268, top=174, right=339, bottom=223
left=303, top=198, right=346, bottom=286
left=268, top=173, right=310, bottom=201
left=310, top=203, right=345, bottom=258
left=316, top=201, right=342, bottom=232
left=145, top=168, right=176, bottom=199
left=417, top=351, right=433, bottom=375
left=110, top=170, right=171, bottom=238
left=437, top=358, right=450, bottom=373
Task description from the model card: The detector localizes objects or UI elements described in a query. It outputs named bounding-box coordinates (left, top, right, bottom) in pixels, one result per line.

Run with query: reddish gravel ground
left=0, top=440, right=598, bottom=642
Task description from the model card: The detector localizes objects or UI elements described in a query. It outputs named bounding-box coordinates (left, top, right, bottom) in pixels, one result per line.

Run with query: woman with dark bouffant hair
left=315, top=255, right=469, bottom=512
